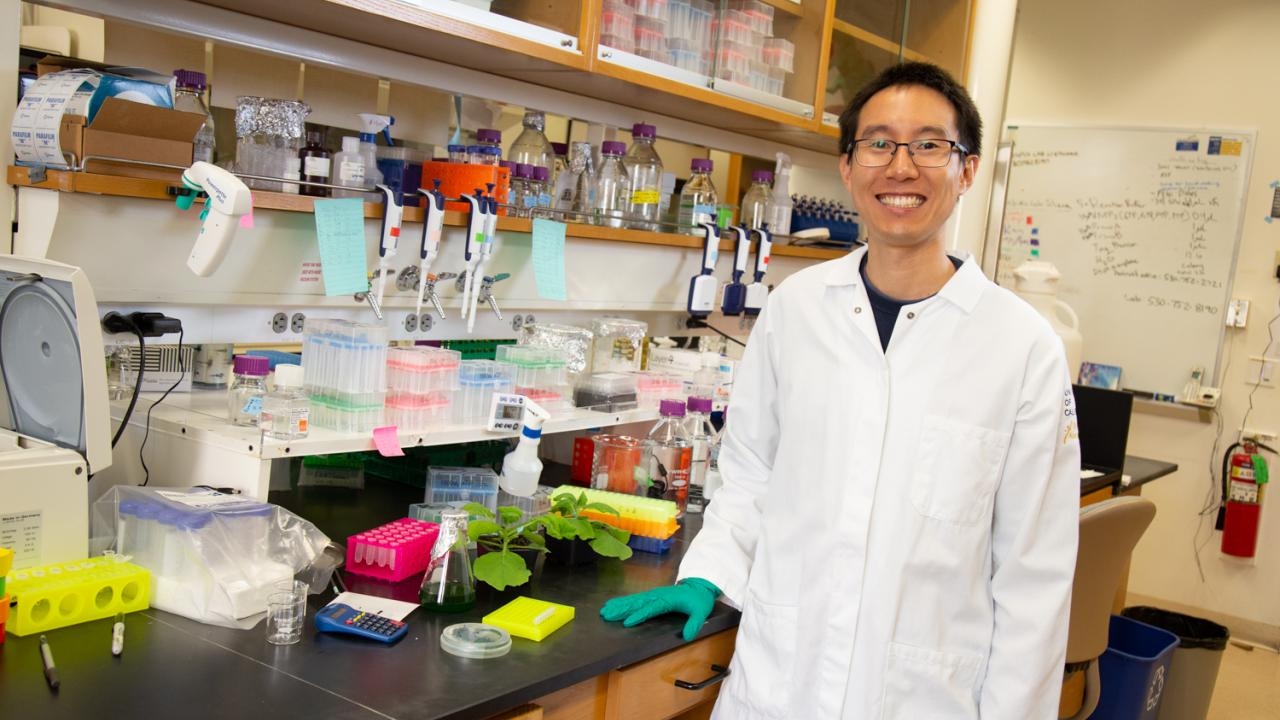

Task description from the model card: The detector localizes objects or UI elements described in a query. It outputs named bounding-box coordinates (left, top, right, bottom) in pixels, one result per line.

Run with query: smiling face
left=839, top=84, right=978, bottom=251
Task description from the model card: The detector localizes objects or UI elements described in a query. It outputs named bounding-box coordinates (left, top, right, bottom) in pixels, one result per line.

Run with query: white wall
left=1007, top=0, right=1280, bottom=637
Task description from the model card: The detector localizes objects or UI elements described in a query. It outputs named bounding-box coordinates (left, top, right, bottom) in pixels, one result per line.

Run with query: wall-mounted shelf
left=7, top=165, right=848, bottom=260
left=831, top=18, right=927, bottom=62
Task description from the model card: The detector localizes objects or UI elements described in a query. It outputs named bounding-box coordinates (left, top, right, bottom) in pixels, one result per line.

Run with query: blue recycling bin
left=1093, top=614, right=1180, bottom=720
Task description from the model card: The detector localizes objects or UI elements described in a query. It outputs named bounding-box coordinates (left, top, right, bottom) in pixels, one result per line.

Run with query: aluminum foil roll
left=521, top=323, right=594, bottom=376
left=235, top=96, right=310, bottom=143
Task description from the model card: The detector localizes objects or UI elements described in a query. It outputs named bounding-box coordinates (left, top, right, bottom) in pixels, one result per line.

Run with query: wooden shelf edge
left=8, top=166, right=847, bottom=260
left=831, top=18, right=902, bottom=57
left=760, top=0, right=804, bottom=18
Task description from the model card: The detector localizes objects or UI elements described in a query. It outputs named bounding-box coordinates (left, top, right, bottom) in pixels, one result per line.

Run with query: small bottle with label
left=298, top=130, right=331, bottom=197
left=332, top=136, right=368, bottom=199
left=227, top=355, right=270, bottom=426
left=259, top=364, right=310, bottom=440
left=678, top=158, right=718, bottom=235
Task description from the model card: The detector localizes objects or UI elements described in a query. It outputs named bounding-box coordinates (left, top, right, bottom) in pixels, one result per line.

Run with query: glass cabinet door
left=821, top=0, right=970, bottom=129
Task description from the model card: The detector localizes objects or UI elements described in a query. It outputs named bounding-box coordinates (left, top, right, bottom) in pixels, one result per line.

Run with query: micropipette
left=467, top=190, right=499, bottom=333
left=744, top=225, right=772, bottom=316
left=720, top=224, right=749, bottom=316
left=375, top=184, right=404, bottom=308
left=687, top=221, right=720, bottom=317
left=459, top=188, right=487, bottom=321
left=415, top=180, right=446, bottom=317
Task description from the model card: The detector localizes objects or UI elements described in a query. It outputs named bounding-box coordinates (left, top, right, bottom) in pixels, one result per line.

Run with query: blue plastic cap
left=522, top=425, right=542, bottom=440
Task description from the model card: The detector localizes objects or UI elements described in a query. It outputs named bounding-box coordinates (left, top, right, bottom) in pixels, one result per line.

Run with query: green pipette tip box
left=482, top=596, right=574, bottom=642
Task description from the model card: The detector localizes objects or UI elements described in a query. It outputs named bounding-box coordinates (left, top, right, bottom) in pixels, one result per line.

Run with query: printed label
left=304, top=156, right=331, bottom=177
left=1228, top=480, right=1258, bottom=503
left=155, top=489, right=252, bottom=508
left=0, top=510, right=42, bottom=566
left=631, top=189, right=660, bottom=205
left=339, top=160, right=365, bottom=183
left=242, top=396, right=264, bottom=415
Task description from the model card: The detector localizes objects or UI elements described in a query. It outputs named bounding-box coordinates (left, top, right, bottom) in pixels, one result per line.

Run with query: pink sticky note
left=372, top=426, right=404, bottom=457
left=239, top=205, right=255, bottom=229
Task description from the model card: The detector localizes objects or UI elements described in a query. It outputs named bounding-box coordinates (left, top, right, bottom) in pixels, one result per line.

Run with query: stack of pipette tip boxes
left=495, top=345, right=572, bottom=410
left=0, top=547, right=10, bottom=641
left=385, top=346, right=460, bottom=431
left=558, top=487, right=680, bottom=554
left=302, top=318, right=389, bottom=433
left=4, top=551, right=150, bottom=636
left=345, top=518, right=440, bottom=582
left=427, top=466, right=500, bottom=513
left=713, top=0, right=794, bottom=97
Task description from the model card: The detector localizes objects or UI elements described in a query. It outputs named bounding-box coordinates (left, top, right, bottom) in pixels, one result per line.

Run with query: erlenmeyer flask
left=419, top=509, right=476, bottom=612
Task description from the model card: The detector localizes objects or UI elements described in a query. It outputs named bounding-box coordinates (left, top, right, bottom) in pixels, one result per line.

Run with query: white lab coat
left=679, top=247, right=1080, bottom=719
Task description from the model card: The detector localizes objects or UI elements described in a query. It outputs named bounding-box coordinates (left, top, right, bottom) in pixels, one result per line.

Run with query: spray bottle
left=499, top=398, right=551, bottom=497
left=356, top=112, right=391, bottom=191
left=770, top=152, right=793, bottom=236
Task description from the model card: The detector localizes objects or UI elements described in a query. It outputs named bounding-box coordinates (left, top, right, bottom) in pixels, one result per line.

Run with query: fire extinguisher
left=1217, top=440, right=1274, bottom=557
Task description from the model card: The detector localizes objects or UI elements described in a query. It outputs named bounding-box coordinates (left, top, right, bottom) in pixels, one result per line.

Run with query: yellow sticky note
left=483, top=596, right=574, bottom=641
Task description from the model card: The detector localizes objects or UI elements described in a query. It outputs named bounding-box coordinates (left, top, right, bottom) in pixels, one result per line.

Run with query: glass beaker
left=420, top=509, right=476, bottom=613
left=234, top=96, right=311, bottom=191
left=591, top=434, right=651, bottom=495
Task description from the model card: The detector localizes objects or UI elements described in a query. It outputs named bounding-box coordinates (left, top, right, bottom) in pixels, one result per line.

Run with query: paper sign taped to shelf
left=313, top=198, right=369, bottom=296
left=372, top=426, right=404, bottom=457
left=531, top=218, right=567, bottom=301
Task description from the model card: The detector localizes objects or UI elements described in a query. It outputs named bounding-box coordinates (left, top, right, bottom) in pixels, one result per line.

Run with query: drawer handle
left=674, top=664, right=730, bottom=691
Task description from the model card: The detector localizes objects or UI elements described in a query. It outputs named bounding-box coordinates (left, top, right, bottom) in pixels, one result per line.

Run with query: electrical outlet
left=290, top=312, right=306, bottom=333
left=1226, top=299, right=1249, bottom=327
left=1245, top=357, right=1277, bottom=387
left=271, top=312, right=288, bottom=334
left=1239, top=427, right=1277, bottom=443
left=403, top=313, right=418, bottom=333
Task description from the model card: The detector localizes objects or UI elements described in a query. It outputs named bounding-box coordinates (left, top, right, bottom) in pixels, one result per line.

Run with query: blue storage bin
left=1094, top=614, right=1179, bottom=720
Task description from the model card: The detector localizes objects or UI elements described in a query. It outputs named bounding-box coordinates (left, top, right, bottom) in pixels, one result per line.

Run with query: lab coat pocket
left=880, top=642, right=983, bottom=720
left=911, top=415, right=1010, bottom=526
left=728, top=596, right=798, bottom=718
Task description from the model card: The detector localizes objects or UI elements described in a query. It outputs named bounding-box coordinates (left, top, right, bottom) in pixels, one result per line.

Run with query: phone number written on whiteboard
left=1123, top=294, right=1220, bottom=315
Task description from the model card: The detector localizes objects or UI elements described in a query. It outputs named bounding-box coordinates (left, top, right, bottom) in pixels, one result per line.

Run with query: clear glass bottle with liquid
left=594, top=141, right=631, bottom=228
left=420, top=509, right=476, bottom=613
left=512, top=163, right=532, bottom=213
left=332, top=136, right=369, bottom=199
left=531, top=166, right=552, bottom=208
left=448, top=144, right=468, bottom=163
left=623, top=123, right=664, bottom=230
left=647, top=399, right=692, bottom=516
left=508, top=110, right=554, bottom=172
left=684, top=397, right=716, bottom=514
left=678, top=158, right=718, bottom=235
left=259, top=364, right=310, bottom=440
left=172, top=69, right=215, bottom=164
left=550, top=141, right=569, bottom=182
left=476, top=128, right=502, bottom=159
left=227, top=355, right=270, bottom=426
left=741, top=169, right=774, bottom=230
left=554, top=141, right=596, bottom=213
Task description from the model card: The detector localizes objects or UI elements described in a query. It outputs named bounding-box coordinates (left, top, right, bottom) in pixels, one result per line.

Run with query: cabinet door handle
left=673, top=664, right=730, bottom=691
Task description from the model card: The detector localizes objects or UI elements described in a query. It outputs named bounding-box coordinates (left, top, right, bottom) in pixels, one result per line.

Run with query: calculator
left=314, top=603, right=408, bottom=644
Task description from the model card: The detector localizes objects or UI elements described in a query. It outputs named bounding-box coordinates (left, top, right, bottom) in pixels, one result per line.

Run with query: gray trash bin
left=1123, top=606, right=1230, bottom=720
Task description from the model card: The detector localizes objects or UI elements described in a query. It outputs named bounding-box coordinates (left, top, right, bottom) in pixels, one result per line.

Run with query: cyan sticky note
left=531, top=218, right=567, bottom=301
left=313, top=198, right=369, bottom=296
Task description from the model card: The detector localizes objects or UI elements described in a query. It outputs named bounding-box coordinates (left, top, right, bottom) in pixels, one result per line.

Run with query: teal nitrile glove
left=600, top=578, right=721, bottom=642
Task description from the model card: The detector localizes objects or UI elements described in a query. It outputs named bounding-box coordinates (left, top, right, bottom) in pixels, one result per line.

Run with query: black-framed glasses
left=848, top=138, right=969, bottom=168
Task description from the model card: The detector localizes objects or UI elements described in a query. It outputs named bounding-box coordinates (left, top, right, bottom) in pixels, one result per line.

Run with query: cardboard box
left=81, top=97, right=206, bottom=181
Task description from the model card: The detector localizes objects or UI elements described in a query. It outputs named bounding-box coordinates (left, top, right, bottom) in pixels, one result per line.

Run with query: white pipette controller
left=687, top=221, right=720, bottom=317
left=720, top=225, right=750, bottom=316
left=179, top=161, right=252, bottom=277
left=415, top=180, right=446, bottom=317
left=744, top=225, right=772, bottom=316
left=375, top=184, right=404, bottom=308
left=468, top=191, right=499, bottom=334
left=459, top=188, right=488, bottom=320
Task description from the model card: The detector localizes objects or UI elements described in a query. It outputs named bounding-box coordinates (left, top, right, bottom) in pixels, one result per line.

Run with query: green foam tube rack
left=7, top=555, right=150, bottom=636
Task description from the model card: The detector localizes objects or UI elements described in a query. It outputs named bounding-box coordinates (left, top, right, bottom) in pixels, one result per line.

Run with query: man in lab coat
left=601, top=61, right=1080, bottom=719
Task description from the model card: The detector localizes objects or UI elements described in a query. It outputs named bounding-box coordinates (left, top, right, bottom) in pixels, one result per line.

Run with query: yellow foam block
left=482, top=596, right=574, bottom=642
left=0, top=547, right=12, bottom=576
left=7, top=557, right=150, bottom=636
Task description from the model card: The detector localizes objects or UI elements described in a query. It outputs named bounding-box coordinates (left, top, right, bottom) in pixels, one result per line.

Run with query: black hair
left=837, top=61, right=983, bottom=160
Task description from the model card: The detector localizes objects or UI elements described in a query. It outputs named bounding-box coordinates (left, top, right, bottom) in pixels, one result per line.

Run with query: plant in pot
left=541, top=491, right=633, bottom=566
left=464, top=502, right=548, bottom=591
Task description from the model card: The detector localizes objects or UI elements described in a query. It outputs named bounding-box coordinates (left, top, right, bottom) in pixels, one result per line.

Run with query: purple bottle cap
left=499, top=160, right=516, bottom=171
left=476, top=128, right=502, bottom=144
left=691, top=158, right=713, bottom=172
left=515, top=163, right=533, bottom=178
left=632, top=123, right=657, bottom=139
left=659, top=399, right=686, bottom=417
left=233, top=354, right=270, bottom=376
left=601, top=140, right=627, bottom=156
left=752, top=169, right=774, bottom=183
left=687, top=396, right=713, bottom=414
left=532, top=166, right=550, bottom=182
left=448, top=144, right=466, bottom=153
left=551, top=142, right=568, bottom=157
left=173, top=69, right=207, bottom=90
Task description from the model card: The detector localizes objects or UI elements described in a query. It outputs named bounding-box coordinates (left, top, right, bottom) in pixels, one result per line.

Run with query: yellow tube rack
left=556, top=487, right=680, bottom=539
left=6, top=556, right=150, bottom=636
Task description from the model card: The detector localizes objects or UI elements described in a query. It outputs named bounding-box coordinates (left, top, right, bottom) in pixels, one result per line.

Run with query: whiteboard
left=993, top=126, right=1253, bottom=395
